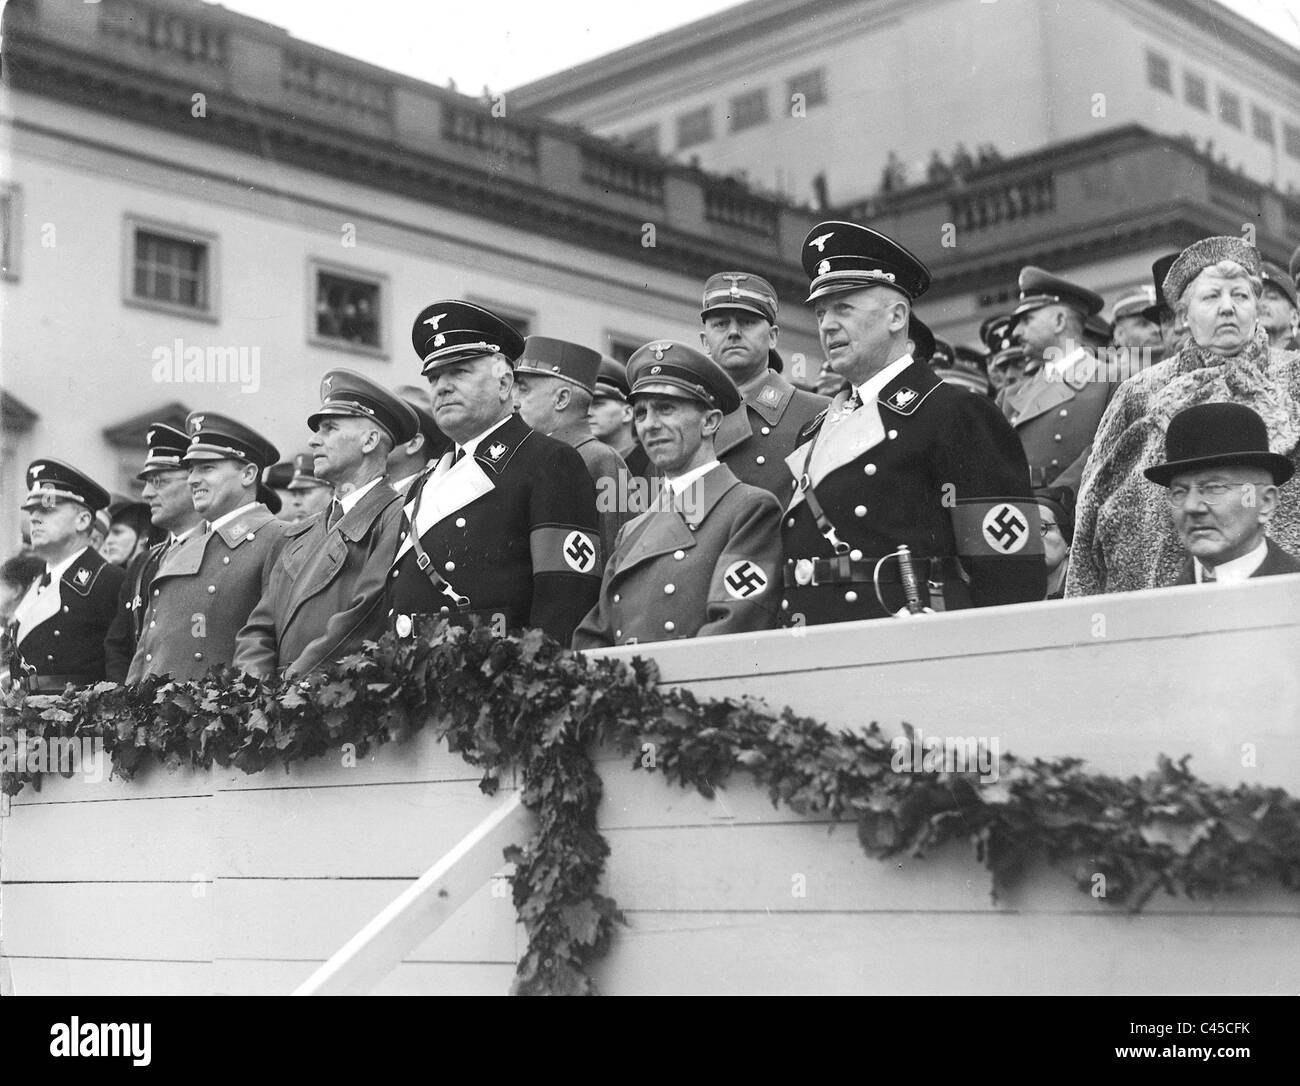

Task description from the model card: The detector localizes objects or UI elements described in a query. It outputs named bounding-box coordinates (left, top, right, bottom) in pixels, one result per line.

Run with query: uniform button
left=755, top=455, right=766, bottom=465
left=1054, top=433, right=1063, bottom=442
left=207, top=585, right=216, bottom=594
left=761, top=426, right=771, bottom=435
left=153, top=589, right=160, bottom=597
left=53, top=629, right=60, bottom=637
left=613, top=593, right=621, bottom=603
left=247, top=533, right=255, bottom=541
left=440, top=606, right=450, bottom=615
left=444, top=561, right=455, bottom=572
left=390, top=569, right=399, bottom=578
left=62, top=605, right=69, bottom=614
left=149, top=621, right=156, bottom=629
left=864, top=464, right=877, bottom=475
left=781, top=599, right=789, bottom=610
left=455, top=517, right=466, bottom=528
left=664, top=584, right=675, bottom=595
left=146, top=654, right=153, bottom=662
left=785, top=518, right=796, bottom=528
left=194, top=652, right=203, bottom=661
left=399, top=531, right=407, bottom=540
left=664, top=620, right=675, bottom=632
left=854, top=505, right=868, bottom=517
left=850, top=549, right=863, bottom=561
left=222, top=557, right=230, bottom=565
left=47, top=655, right=54, bottom=662
left=673, top=549, right=685, bottom=559
left=1059, top=408, right=1068, bottom=417
left=844, top=591, right=858, bottom=603
left=1050, top=459, right=1060, bottom=468
left=888, top=429, right=898, bottom=440
left=688, top=524, right=697, bottom=531
left=615, top=630, right=622, bottom=638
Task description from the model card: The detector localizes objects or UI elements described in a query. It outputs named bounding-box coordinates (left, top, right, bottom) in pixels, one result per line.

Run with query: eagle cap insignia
left=722, top=273, right=748, bottom=299
left=487, top=442, right=507, bottom=461
left=29, top=464, right=44, bottom=478
left=649, top=343, right=671, bottom=361
left=190, top=414, right=205, bottom=433
left=146, top=430, right=156, bottom=444
left=889, top=387, right=917, bottom=409
left=323, top=376, right=333, bottom=392
left=424, top=313, right=446, bottom=329
left=810, top=232, right=835, bottom=252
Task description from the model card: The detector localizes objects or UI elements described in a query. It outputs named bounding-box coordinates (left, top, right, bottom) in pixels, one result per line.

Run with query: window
left=606, top=335, right=642, bottom=364
left=624, top=124, right=660, bottom=155
left=729, top=88, right=769, bottom=132
left=1284, top=123, right=1300, bottom=161
left=123, top=217, right=218, bottom=319
left=676, top=106, right=713, bottom=150
left=1145, top=50, right=1171, bottom=93
left=0, top=184, right=20, bottom=281
left=787, top=69, right=827, bottom=108
left=467, top=297, right=532, bottom=341
left=1183, top=71, right=1207, bottom=111
left=312, top=267, right=384, bottom=352
left=1251, top=106, right=1275, bottom=144
left=1218, top=89, right=1242, bottom=128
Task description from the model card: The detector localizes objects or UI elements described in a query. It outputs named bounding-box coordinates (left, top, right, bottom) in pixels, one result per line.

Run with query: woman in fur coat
left=1066, top=236, right=1300, bottom=596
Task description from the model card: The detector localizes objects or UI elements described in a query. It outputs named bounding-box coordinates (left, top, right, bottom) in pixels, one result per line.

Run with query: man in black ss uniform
left=781, top=221, right=1045, bottom=626
left=385, top=301, right=602, bottom=645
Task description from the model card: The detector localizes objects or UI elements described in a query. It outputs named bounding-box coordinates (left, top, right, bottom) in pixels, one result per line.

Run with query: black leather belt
left=783, top=556, right=961, bottom=589
left=22, top=674, right=96, bottom=693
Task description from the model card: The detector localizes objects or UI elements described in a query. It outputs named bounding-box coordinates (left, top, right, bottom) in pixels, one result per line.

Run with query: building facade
left=511, top=0, right=1300, bottom=209
left=0, top=0, right=824, bottom=550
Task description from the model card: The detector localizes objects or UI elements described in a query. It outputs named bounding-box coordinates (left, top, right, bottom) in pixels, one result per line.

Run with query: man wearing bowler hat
left=236, top=370, right=419, bottom=678
left=1004, top=265, right=1117, bottom=492
left=1145, top=403, right=1300, bottom=585
left=127, top=412, right=287, bottom=683
left=5, top=460, right=125, bottom=691
left=781, top=221, right=1044, bottom=626
left=104, top=423, right=206, bottom=681
left=513, top=335, right=632, bottom=565
left=698, top=271, right=828, bottom=500
left=588, top=356, right=652, bottom=482
left=386, top=300, right=601, bottom=645
left=573, top=341, right=783, bottom=648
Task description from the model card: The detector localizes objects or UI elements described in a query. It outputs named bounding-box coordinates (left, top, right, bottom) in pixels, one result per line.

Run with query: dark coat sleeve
left=527, top=440, right=603, bottom=645
left=935, top=392, right=1046, bottom=607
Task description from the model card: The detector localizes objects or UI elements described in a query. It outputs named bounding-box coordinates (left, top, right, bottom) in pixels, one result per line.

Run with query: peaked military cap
left=802, top=221, right=931, bottom=303
left=136, top=423, right=190, bottom=479
left=593, top=356, right=631, bottom=403
left=1111, top=285, right=1158, bottom=323
left=908, top=312, right=936, bottom=365
left=990, top=343, right=1028, bottom=372
left=1162, top=236, right=1262, bottom=310
left=264, top=461, right=295, bottom=490
left=1141, top=252, right=1181, bottom=323
left=411, top=300, right=526, bottom=376
left=1011, top=266, right=1104, bottom=321
left=394, top=385, right=448, bottom=456
left=1144, top=403, right=1293, bottom=487
left=183, top=411, right=279, bottom=470
left=1084, top=312, right=1112, bottom=347
left=979, top=314, right=1016, bottom=355
left=515, top=336, right=602, bottom=393
left=288, top=452, right=330, bottom=491
left=701, top=271, right=779, bottom=324
left=22, top=459, right=111, bottom=512
left=1262, top=262, right=1298, bottom=309
left=1290, top=243, right=1300, bottom=282
left=627, top=340, right=742, bottom=415
left=933, top=346, right=989, bottom=395
left=307, top=368, right=419, bottom=445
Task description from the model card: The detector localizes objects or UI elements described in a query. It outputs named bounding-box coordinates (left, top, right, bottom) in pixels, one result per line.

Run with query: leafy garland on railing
left=3, top=624, right=1299, bottom=995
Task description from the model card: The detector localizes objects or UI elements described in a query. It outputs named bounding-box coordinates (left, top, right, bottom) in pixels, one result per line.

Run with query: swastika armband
left=952, top=499, right=1044, bottom=558
left=531, top=525, right=602, bottom=576
left=722, top=559, right=769, bottom=600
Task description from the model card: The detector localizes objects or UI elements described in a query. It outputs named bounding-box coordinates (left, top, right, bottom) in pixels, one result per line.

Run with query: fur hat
left=1162, top=236, right=1262, bottom=309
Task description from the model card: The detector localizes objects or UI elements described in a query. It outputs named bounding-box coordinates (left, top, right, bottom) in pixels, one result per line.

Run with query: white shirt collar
left=338, top=476, right=382, bottom=515
left=1197, top=537, right=1269, bottom=584
left=856, top=353, right=914, bottom=406
left=391, top=471, right=421, bottom=494
left=664, top=459, right=720, bottom=496
left=44, top=545, right=90, bottom=586
left=210, top=502, right=259, bottom=533
left=455, top=414, right=513, bottom=461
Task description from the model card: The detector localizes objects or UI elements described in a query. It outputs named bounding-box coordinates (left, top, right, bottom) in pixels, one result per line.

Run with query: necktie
left=38, top=570, right=52, bottom=590
left=1201, top=565, right=1216, bottom=583
left=845, top=388, right=864, bottom=412
left=326, top=499, right=343, bottom=530
left=202, top=520, right=212, bottom=536
left=452, top=447, right=466, bottom=466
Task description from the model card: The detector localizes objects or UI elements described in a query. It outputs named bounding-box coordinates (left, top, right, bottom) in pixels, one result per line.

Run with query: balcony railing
left=580, top=146, right=665, bottom=204
left=441, top=103, right=540, bottom=167
left=704, top=183, right=779, bottom=237
left=282, top=53, right=393, bottom=121
left=1208, top=164, right=1263, bottom=220
left=948, top=172, right=1055, bottom=232
left=98, top=0, right=228, bottom=67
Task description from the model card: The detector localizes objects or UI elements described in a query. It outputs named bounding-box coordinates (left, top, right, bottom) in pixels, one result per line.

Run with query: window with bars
left=314, top=269, right=382, bottom=349
left=676, top=106, right=713, bottom=150
left=1250, top=105, right=1274, bottom=144
left=1218, top=89, right=1242, bottom=128
left=729, top=89, right=769, bottom=132
left=1183, top=72, right=1207, bottom=111
left=787, top=69, right=827, bottom=108
left=132, top=228, right=209, bottom=311
left=467, top=299, right=532, bottom=342
left=1284, top=123, right=1300, bottom=161
left=607, top=336, right=641, bottom=364
left=1145, top=51, right=1171, bottom=93
left=624, top=124, right=660, bottom=155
